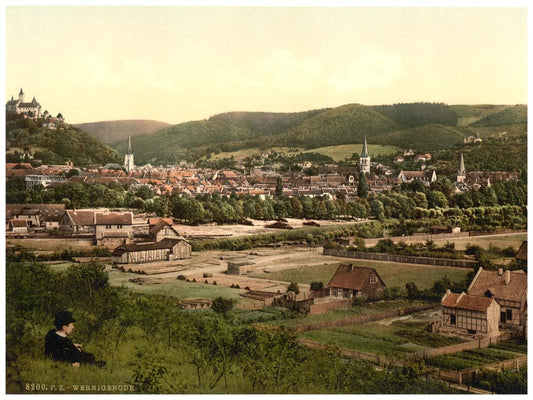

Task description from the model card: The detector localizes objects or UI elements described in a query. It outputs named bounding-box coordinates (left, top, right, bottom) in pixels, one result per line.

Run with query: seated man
left=44, top=311, right=104, bottom=367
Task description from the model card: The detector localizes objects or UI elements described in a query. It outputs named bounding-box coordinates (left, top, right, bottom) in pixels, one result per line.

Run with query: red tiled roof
left=441, top=292, right=494, bottom=312
left=327, top=264, right=384, bottom=290
left=94, top=212, right=133, bottom=225
left=66, top=210, right=95, bottom=226
left=467, top=268, right=527, bottom=302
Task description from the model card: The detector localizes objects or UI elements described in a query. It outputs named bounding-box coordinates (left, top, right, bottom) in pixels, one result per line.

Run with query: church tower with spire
left=457, top=152, right=466, bottom=184
left=359, top=136, right=371, bottom=174
left=124, top=135, right=135, bottom=173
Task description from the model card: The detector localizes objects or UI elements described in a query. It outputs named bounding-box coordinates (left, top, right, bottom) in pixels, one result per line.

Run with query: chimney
left=504, top=270, right=511, bottom=285
left=498, top=268, right=503, bottom=276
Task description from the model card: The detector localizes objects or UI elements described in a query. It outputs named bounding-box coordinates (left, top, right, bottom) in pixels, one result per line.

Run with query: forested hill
left=110, top=102, right=526, bottom=165
left=74, top=119, right=172, bottom=143
left=469, top=105, right=527, bottom=127
left=5, top=112, right=119, bottom=166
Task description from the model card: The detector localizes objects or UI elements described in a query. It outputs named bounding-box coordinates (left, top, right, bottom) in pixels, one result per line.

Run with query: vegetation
left=424, top=347, right=523, bottom=371
left=6, top=112, right=119, bottom=166
left=6, top=260, right=460, bottom=394
left=473, top=366, right=527, bottom=394
left=371, top=102, right=458, bottom=127
left=469, top=105, right=527, bottom=127
left=73, top=120, right=171, bottom=143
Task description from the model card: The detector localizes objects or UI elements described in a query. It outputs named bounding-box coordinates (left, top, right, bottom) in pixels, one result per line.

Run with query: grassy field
left=304, top=143, right=400, bottom=161
left=107, top=268, right=250, bottom=303
left=251, top=260, right=471, bottom=290
left=424, top=347, right=523, bottom=371
left=203, top=147, right=301, bottom=161
left=432, top=233, right=527, bottom=251
left=300, top=314, right=466, bottom=356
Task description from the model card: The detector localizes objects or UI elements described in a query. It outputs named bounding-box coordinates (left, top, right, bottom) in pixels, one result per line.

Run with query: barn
left=112, top=238, right=192, bottom=264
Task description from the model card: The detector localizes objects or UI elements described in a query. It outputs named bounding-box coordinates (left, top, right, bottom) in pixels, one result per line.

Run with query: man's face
left=63, top=322, right=75, bottom=335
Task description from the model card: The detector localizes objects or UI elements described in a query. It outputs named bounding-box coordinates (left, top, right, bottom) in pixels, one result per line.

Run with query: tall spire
left=458, top=152, right=466, bottom=176
left=359, top=136, right=371, bottom=174
left=127, top=135, right=132, bottom=154
left=361, top=136, right=369, bottom=158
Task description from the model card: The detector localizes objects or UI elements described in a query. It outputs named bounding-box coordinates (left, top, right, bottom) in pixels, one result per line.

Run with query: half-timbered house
left=467, top=268, right=527, bottom=328
left=441, top=290, right=500, bottom=334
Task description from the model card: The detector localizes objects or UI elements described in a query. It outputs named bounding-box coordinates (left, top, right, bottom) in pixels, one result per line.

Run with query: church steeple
left=18, top=88, right=25, bottom=103
left=361, top=136, right=369, bottom=158
left=457, top=153, right=466, bottom=183
left=359, top=136, right=371, bottom=174
left=124, top=135, right=135, bottom=173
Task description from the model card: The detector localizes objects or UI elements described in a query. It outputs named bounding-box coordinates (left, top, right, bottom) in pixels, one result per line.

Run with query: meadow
left=303, top=143, right=400, bottom=161
left=251, top=260, right=471, bottom=290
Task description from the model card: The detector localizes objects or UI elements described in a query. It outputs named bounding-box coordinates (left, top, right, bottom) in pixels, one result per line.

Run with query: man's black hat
left=53, top=311, right=76, bottom=328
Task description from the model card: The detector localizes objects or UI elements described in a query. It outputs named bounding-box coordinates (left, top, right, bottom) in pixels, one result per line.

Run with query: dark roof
left=112, top=238, right=189, bottom=256
left=467, top=268, right=527, bottom=303
left=441, top=292, right=495, bottom=312
left=327, top=264, right=384, bottom=290
left=516, top=241, right=527, bottom=261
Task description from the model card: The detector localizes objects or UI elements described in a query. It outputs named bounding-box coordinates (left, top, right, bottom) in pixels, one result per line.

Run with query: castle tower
left=359, top=136, right=371, bottom=174
left=18, top=88, right=25, bottom=103
left=124, top=135, right=135, bottom=173
left=457, top=153, right=466, bottom=183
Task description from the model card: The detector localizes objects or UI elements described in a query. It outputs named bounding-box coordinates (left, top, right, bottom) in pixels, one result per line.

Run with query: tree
left=275, top=175, right=284, bottom=197
left=211, top=297, right=234, bottom=317
left=287, top=282, right=299, bottom=294
left=405, top=282, right=421, bottom=300
left=310, top=281, right=324, bottom=291
left=357, top=173, right=369, bottom=198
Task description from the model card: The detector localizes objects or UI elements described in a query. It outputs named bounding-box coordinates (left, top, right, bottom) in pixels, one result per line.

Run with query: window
left=369, top=275, right=378, bottom=284
left=506, top=309, right=512, bottom=321
left=106, top=225, right=111, bottom=229
left=117, top=224, right=123, bottom=229
left=450, top=314, right=456, bottom=325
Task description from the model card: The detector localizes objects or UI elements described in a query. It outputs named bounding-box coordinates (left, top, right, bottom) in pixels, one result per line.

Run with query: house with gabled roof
left=327, top=264, right=386, bottom=301
left=441, top=267, right=527, bottom=335
left=441, top=290, right=500, bottom=334
left=59, top=210, right=134, bottom=244
left=467, top=267, right=527, bottom=328
left=149, top=220, right=181, bottom=242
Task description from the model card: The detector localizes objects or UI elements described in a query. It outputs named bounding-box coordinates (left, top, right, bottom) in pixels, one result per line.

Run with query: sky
left=4, top=5, right=528, bottom=124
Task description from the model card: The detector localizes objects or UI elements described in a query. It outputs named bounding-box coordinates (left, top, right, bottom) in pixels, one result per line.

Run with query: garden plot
left=300, top=311, right=466, bottom=357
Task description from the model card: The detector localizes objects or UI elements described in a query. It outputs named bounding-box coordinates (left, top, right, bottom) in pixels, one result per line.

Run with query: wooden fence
left=364, top=231, right=469, bottom=246
left=410, top=330, right=521, bottom=360
left=323, top=249, right=477, bottom=269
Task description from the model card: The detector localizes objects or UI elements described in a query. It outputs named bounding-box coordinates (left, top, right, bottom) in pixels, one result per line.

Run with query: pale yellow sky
left=5, top=6, right=527, bottom=124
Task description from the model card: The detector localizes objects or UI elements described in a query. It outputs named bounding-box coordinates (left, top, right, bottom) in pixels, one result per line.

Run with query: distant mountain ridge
left=74, top=119, right=171, bottom=143
left=108, top=103, right=526, bottom=165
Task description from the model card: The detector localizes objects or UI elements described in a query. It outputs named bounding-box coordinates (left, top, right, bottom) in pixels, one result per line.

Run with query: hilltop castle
left=6, top=88, right=63, bottom=122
